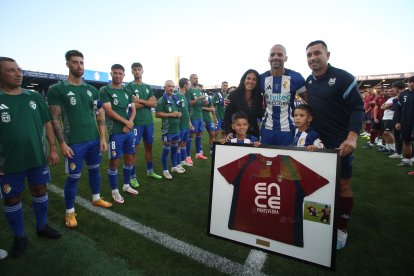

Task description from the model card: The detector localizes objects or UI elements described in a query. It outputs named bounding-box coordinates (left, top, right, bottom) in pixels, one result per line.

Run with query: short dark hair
left=131, top=62, right=143, bottom=69
left=222, top=81, right=228, bottom=85
left=179, top=78, right=189, bottom=88
left=392, top=81, right=406, bottom=90
left=306, top=40, right=328, bottom=50
left=65, top=50, right=83, bottom=61
left=232, top=111, right=249, bottom=123
left=408, top=76, right=414, bottom=83
left=295, top=104, right=314, bottom=116
left=111, top=64, right=125, bottom=72
left=0, top=57, right=16, bottom=70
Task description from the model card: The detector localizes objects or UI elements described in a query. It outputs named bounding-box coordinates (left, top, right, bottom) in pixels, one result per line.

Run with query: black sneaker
left=10, top=236, right=28, bottom=258
left=37, top=224, right=62, bottom=239
left=385, top=150, right=395, bottom=156
left=377, top=147, right=388, bottom=152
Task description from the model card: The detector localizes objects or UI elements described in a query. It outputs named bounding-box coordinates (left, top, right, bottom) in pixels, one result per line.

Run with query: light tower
left=174, top=56, right=180, bottom=84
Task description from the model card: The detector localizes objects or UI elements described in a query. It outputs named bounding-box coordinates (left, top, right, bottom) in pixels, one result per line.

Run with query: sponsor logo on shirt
left=265, top=92, right=291, bottom=107
left=67, top=91, right=75, bottom=96
left=255, top=182, right=281, bottom=214
left=1, top=112, right=11, bottom=123
left=328, top=78, right=336, bottom=86
left=0, top=104, right=9, bottom=110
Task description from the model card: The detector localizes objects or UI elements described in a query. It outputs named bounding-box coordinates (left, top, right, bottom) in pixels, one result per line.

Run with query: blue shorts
left=162, top=133, right=180, bottom=144
left=0, top=166, right=50, bottom=199
left=191, top=119, right=204, bottom=133
left=216, top=119, right=223, bottom=131
left=205, top=122, right=216, bottom=133
left=134, top=124, right=154, bottom=145
left=260, top=128, right=294, bottom=146
left=109, top=132, right=135, bottom=160
left=65, top=139, right=102, bottom=174
left=341, top=153, right=354, bottom=179
left=180, top=129, right=190, bottom=143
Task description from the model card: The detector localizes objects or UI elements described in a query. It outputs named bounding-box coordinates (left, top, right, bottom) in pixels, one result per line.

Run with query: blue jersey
left=292, top=127, right=324, bottom=148
left=305, top=64, right=364, bottom=149
left=260, top=69, right=306, bottom=132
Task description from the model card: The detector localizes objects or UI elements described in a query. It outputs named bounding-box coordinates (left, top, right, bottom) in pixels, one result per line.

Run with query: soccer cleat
left=171, top=166, right=185, bottom=173
left=163, top=170, right=173, bottom=179
left=385, top=150, right=395, bottom=156
left=65, top=212, right=77, bottom=228
left=362, top=144, right=373, bottom=149
left=147, top=171, right=162, bottom=179
left=177, top=164, right=186, bottom=172
left=123, top=185, right=138, bottom=195
left=195, top=153, right=208, bottom=160
left=10, top=236, right=27, bottom=258
left=130, top=178, right=140, bottom=187
left=397, top=159, right=412, bottom=167
left=388, top=153, right=402, bottom=159
left=0, top=249, right=8, bottom=260
left=37, top=224, right=62, bottom=239
left=181, top=160, right=193, bottom=167
left=112, top=193, right=124, bottom=204
left=336, top=229, right=348, bottom=250
left=186, top=157, right=194, bottom=165
left=377, top=147, right=387, bottom=152
left=92, top=198, right=113, bottom=208
left=408, top=171, right=414, bottom=175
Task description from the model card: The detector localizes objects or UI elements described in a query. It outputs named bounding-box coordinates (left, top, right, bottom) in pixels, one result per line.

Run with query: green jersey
left=156, top=93, right=180, bottom=135
left=0, top=89, right=50, bottom=174
left=187, top=88, right=204, bottom=120
left=202, top=98, right=214, bottom=123
left=125, top=82, right=154, bottom=126
left=100, top=85, right=133, bottom=135
left=47, top=81, right=100, bottom=144
left=212, top=91, right=226, bottom=120
left=176, top=92, right=190, bottom=130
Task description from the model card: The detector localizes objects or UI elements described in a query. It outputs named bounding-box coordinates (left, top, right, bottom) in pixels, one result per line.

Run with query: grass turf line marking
left=48, top=184, right=267, bottom=275
left=242, top=249, right=268, bottom=275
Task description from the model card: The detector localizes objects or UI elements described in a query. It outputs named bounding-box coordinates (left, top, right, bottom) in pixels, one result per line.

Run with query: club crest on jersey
left=111, top=150, right=116, bottom=157
left=146, top=88, right=149, bottom=94
left=70, top=97, right=76, bottom=105
left=87, top=90, right=92, bottom=97
left=3, top=184, right=11, bottom=194
left=1, top=112, right=11, bottom=123
left=168, top=106, right=172, bottom=112
left=277, top=173, right=283, bottom=182
left=113, top=98, right=119, bottom=105
left=29, top=101, right=37, bottom=110
left=282, top=80, right=290, bottom=90
left=328, top=78, right=336, bottom=86
left=69, top=162, right=76, bottom=171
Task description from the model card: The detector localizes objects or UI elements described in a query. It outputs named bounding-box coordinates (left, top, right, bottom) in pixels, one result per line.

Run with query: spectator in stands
left=305, top=40, right=364, bottom=250
left=48, top=50, right=112, bottom=229
left=223, top=69, right=264, bottom=138
left=395, top=76, right=414, bottom=167
left=126, top=62, right=162, bottom=184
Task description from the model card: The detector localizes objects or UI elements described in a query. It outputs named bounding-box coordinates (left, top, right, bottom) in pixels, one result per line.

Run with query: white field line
left=48, top=184, right=267, bottom=275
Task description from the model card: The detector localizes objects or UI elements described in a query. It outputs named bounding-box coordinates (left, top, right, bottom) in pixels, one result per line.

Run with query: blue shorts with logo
left=65, top=139, right=102, bottom=175
left=134, top=124, right=154, bottom=145
left=109, top=132, right=135, bottom=160
left=180, top=129, right=190, bottom=143
left=216, top=119, right=223, bottom=131
left=191, top=119, right=204, bottom=133
left=205, top=122, right=216, bottom=133
left=162, top=133, right=181, bottom=144
left=0, top=166, right=50, bottom=199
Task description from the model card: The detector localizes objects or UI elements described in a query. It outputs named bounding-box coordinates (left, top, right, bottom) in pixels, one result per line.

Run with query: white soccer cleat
left=163, top=170, right=173, bottom=179
left=336, top=229, right=348, bottom=250
left=171, top=166, right=185, bottom=173
left=123, top=185, right=138, bottom=195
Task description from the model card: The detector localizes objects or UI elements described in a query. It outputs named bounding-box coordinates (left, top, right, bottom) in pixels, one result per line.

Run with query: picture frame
left=208, top=142, right=340, bottom=269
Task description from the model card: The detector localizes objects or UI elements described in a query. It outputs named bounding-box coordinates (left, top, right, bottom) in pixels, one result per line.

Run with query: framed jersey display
left=208, top=143, right=340, bottom=269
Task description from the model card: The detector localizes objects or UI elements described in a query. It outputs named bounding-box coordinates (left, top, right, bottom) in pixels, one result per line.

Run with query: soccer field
left=1, top=118, right=414, bottom=275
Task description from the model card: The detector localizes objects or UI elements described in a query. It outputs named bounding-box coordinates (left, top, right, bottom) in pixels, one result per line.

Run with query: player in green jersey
left=201, top=93, right=217, bottom=155
left=126, top=62, right=162, bottom=185
left=176, top=78, right=192, bottom=169
left=100, top=64, right=138, bottom=204
left=156, top=80, right=184, bottom=179
left=212, top=81, right=229, bottom=140
left=0, top=57, right=61, bottom=258
left=48, top=50, right=111, bottom=229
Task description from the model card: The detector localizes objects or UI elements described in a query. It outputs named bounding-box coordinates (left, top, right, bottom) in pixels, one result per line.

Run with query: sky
left=1, top=0, right=413, bottom=88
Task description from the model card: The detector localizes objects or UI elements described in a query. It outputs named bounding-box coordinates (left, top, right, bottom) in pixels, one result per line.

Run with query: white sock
left=112, top=189, right=120, bottom=196
left=92, top=193, right=100, bottom=201
left=66, top=208, right=75, bottom=214
left=123, top=184, right=130, bottom=189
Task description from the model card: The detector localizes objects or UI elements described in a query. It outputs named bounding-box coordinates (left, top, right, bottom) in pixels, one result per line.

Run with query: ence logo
left=3, top=184, right=12, bottom=194
left=255, top=182, right=281, bottom=214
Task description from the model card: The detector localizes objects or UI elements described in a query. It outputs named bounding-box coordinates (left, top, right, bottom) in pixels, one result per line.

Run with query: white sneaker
left=337, top=229, right=348, bottom=250
left=0, top=249, right=8, bottom=260
left=122, top=185, right=138, bottom=195
left=397, top=159, right=413, bottom=167
left=176, top=164, right=186, bottom=172
left=376, top=139, right=383, bottom=146
left=181, top=161, right=193, bottom=167
left=171, top=166, right=185, bottom=173
left=388, top=153, right=402, bottom=159
left=163, top=170, right=173, bottom=179
left=112, top=191, right=124, bottom=204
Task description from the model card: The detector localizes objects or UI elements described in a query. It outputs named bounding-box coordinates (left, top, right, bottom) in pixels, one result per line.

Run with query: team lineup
left=0, top=40, right=365, bottom=259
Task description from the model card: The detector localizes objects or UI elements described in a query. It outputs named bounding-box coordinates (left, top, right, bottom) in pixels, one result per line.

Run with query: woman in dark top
left=224, top=69, right=264, bottom=138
